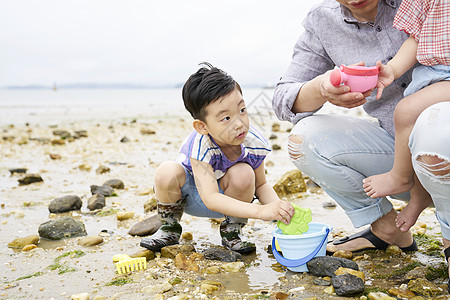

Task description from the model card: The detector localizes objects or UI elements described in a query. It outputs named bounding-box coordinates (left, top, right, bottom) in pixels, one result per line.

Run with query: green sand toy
left=277, top=204, right=312, bottom=235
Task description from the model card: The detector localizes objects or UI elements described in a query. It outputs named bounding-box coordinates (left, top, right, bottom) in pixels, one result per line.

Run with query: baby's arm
left=376, top=35, right=418, bottom=99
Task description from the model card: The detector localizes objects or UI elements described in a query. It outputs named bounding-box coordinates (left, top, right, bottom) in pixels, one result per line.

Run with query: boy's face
left=201, top=88, right=249, bottom=148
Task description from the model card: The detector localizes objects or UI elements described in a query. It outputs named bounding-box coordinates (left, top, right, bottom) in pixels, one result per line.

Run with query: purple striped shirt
left=177, top=125, right=271, bottom=179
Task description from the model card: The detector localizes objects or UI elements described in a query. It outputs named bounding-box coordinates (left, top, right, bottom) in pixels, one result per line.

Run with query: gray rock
left=331, top=273, right=365, bottom=296
left=48, top=195, right=82, bottom=213
left=306, top=256, right=359, bottom=277
left=9, top=168, right=27, bottom=175
left=202, top=246, right=242, bottom=262
left=90, top=185, right=114, bottom=196
left=18, top=174, right=43, bottom=185
left=128, top=214, right=161, bottom=236
left=87, top=194, right=105, bottom=210
left=38, top=217, right=87, bottom=240
left=103, top=179, right=124, bottom=189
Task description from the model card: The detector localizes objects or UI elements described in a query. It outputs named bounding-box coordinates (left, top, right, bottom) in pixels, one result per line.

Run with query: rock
left=38, top=217, right=87, bottom=240
left=128, top=214, right=161, bottom=236
left=200, top=283, right=220, bottom=294
left=161, top=244, right=196, bottom=259
left=22, top=244, right=37, bottom=251
left=335, top=267, right=365, bottom=281
left=181, top=232, right=193, bottom=240
left=272, top=123, right=280, bottom=132
left=205, top=266, right=221, bottom=274
left=87, top=194, right=106, bottom=210
left=272, top=144, right=281, bottom=150
left=9, top=168, right=27, bottom=175
left=141, top=281, right=172, bottom=294
left=368, top=292, right=397, bottom=300
left=90, top=185, right=114, bottom=196
left=48, top=195, right=82, bottom=213
left=140, top=128, right=156, bottom=135
left=116, top=211, right=135, bottom=221
left=407, top=278, right=443, bottom=297
left=272, top=169, right=306, bottom=197
left=174, top=253, right=201, bottom=272
left=103, top=179, right=124, bottom=189
left=130, top=249, right=155, bottom=261
left=8, top=234, right=40, bottom=249
left=202, top=246, right=242, bottom=262
left=387, top=288, right=416, bottom=299
left=18, top=173, right=43, bottom=185
left=307, top=256, right=359, bottom=277
left=385, top=245, right=402, bottom=255
left=74, top=130, right=88, bottom=138
left=313, top=278, right=331, bottom=286
left=143, top=196, right=157, bottom=212
left=221, top=261, right=245, bottom=272
left=77, top=236, right=103, bottom=246
left=71, top=292, right=90, bottom=300
left=53, top=130, right=71, bottom=139
left=49, top=153, right=62, bottom=160
left=332, top=250, right=353, bottom=259
left=120, top=136, right=129, bottom=143
left=331, top=273, right=365, bottom=296
left=96, top=165, right=110, bottom=174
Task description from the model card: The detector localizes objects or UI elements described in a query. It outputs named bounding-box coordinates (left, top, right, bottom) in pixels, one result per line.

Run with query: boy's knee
left=227, top=163, right=255, bottom=190
left=415, top=154, right=450, bottom=181
left=155, top=161, right=186, bottom=189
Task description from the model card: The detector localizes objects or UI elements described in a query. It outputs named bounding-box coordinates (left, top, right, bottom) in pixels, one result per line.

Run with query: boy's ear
left=193, top=119, right=209, bottom=135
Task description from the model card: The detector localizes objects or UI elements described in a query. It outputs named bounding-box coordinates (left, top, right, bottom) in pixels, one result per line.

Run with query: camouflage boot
left=220, top=215, right=256, bottom=254
left=140, top=197, right=185, bottom=252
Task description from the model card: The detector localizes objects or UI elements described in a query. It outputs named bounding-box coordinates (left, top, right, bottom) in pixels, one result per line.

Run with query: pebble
left=116, top=211, right=135, bottom=221
left=71, top=293, right=89, bottom=300
left=77, top=236, right=104, bottom=247
left=220, top=262, right=244, bottom=272
left=8, top=234, right=40, bottom=249
left=141, top=281, right=172, bottom=294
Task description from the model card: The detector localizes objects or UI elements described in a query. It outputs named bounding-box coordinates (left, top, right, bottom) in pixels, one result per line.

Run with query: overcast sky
left=0, top=0, right=322, bottom=88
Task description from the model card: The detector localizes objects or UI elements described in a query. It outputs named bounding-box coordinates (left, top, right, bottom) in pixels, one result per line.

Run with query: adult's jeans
left=288, top=102, right=450, bottom=234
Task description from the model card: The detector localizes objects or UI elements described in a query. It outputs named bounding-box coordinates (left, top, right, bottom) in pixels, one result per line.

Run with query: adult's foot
left=327, top=209, right=415, bottom=253
left=363, top=171, right=414, bottom=198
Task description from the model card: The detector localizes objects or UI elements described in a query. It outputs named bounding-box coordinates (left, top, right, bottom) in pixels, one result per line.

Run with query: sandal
left=326, top=227, right=418, bottom=255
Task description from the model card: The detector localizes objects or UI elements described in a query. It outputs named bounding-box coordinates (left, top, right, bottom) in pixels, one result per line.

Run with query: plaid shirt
left=393, top=0, right=450, bottom=66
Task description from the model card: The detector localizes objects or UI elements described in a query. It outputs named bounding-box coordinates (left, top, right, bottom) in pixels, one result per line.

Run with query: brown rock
left=8, top=235, right=40, bottom=249
left=77, top=236, right=104, bottom=247
left=273, top=169, right=306, bottom=197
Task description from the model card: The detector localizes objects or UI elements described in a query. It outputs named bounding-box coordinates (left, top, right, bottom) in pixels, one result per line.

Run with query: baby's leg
left=395, top=174, right=433, bottom=232
left=364, top=82, right=450, bottom=198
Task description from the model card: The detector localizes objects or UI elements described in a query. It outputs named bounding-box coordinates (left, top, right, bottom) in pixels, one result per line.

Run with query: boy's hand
left=259, top=200, right=295, bottom=225
left=375, top=60, right=395, bottom=99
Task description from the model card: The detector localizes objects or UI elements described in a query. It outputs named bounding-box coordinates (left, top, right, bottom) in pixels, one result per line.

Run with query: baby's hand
left=376, top=60, right=395, bottom=99
left=259, top=200, right=294, bottom=225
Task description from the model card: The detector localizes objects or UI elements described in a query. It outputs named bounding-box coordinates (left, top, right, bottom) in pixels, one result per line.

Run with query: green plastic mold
left=277, top=203, right=312, bottom=235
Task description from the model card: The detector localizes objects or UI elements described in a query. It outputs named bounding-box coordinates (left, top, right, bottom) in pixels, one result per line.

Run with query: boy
left=140, top=63, right=295, bottom=254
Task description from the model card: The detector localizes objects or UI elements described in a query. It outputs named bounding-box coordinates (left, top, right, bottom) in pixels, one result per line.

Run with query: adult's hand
left=319, top=62, right=372, bottom=109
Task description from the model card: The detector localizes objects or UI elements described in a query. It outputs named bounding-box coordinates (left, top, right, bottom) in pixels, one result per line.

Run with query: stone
left=71, top=293, right=89, bottom=300
left=221, top=261, right=245, bottom=272
left=200, top=283, right=220, bottom=295
left=387, top=288, right=416, bottom=299
left=368, top=292, right=397, bottom=300
left=77, top=236, right=103, bottom=246
left=128, top=214, right=161, bottom=236
left=174, top=253, right=200, bottom=272
left=21, top=244, right=37, bottom=251
left=87, top=194, right=105, bottom=210
left=307, top=256, right=359, bottom=277
left=335, top=267, right=365, bottom=281
left=313, top=278, right=331, bottom=286
left=141, top=281, right=172, bottom=294
left=272, top=169, right=306, bottom=197
left=205, top=266, right=220, bottom=274
left=8, top=234, right=39, bottom=249
left=202, top=246, right=242, bottom=262
left=38, top=217, right=87, bottom=240
left=9, top=168, right=27, bottom=175
left=331, top=273, right=365, bottom=296
left=332, top=250, right=353, bottom=259
left=116, top=211, right=134, bottom=221
left=130, top=249, right=155, bottom=261
left=90, top=185, right=114, bottom=196
left=143, top=196, right=157, bottom=212
left=103, top=179, right=124, bottom=189
left=18, top=174, right=43, bottom=185
left=48, top=195, right=82, bottom=213
left=96, top=165, right=110, bottom=174
left=162, top=244, right=196, bottom=259
left=407, top=278, right=443, bottom=297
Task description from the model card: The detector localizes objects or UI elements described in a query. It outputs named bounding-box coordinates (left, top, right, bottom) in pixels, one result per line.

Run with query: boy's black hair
left=182, top=62, right=242, bottom=121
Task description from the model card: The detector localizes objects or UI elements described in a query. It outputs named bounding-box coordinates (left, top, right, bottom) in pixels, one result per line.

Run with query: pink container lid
left=340, top=65, right=378, bottom=76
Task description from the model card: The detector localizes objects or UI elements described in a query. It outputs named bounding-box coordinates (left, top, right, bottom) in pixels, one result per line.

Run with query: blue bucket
left=272, top=222, right=332, bottom=272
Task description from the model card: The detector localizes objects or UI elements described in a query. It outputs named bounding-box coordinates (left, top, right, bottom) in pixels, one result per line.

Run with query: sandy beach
left=0, top=88, right=445, bottom=299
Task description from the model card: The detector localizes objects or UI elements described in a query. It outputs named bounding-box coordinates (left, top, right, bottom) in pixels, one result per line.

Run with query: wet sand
left=0, top=101, right=444, bottom=299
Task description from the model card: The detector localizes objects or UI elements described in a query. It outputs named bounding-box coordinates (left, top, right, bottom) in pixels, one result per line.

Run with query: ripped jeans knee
left=288, top=134, right=308, bottom=165
left=415, top=154, right=450, bottom=183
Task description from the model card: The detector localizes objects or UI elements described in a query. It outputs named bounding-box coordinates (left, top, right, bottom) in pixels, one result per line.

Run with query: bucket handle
left=272, top=228, right=330, bottom=268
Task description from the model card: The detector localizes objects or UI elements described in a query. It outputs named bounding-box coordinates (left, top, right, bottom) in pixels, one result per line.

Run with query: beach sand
left=0, top=94, right=443, bottom=299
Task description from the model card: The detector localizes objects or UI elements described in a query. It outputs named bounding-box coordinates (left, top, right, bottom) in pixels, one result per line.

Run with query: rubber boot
left=220, top=215, right=256, bottom=254
left=140, top=197, right=185, bottom=252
